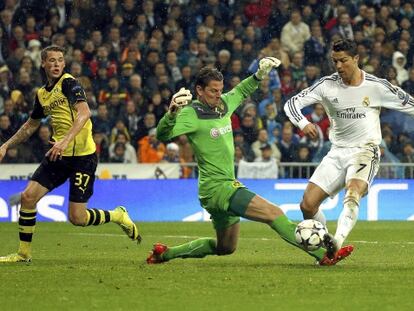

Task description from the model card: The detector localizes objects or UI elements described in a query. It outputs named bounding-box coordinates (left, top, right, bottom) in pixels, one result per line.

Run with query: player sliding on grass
left=0, top=46, right=140, bottom=263
left=284, top=39, right=414, bottom=256
left=147, top=58, right=353, bottom=266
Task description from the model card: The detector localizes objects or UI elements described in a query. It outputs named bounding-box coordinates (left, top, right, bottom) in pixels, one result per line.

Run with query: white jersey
left=284, top=71, right=414, bottom=147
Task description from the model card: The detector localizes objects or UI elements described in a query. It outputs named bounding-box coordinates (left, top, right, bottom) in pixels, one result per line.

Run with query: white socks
left=334, top=200, right=359, bottom=248
left=312, top=209, right=327, bottom=226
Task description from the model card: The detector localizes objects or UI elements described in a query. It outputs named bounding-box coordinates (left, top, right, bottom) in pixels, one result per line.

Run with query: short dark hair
left=195, top=67, right=223, bottom=90
left=332, top=39, right=358, bottom=57
left=41, top=45, right=66, bottom=61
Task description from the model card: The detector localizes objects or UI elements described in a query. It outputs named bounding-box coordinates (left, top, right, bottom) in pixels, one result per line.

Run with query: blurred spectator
left=281, top=9, right=310, bottom=56
left=0, top=9, right=13, bottom=39
left=175, top=66, right=193, bottom=91
left=175, top=134, right=194, bottom=165
left=110, top=119, right=130, bottom=144
left=2, top=145, right=25, bottom=163
left=233, top=129, right=255, bottom=162
left=109, top=142, right=127, bottom=163
left=251, top=128, right=281, bottom=163
left=244, top=0, right=272, bottom=29
left=136, top=112, right=156, bottom=142
left=138, top=127, right=165, bottom=163
left=146, top=91, right=167, bottom=122
left=31, top=124, right=51, bottom=162
left=93, top=129, right=109, bottom=163
left=92, top=103, right=112, bottom=137
left=0, top=113, right=13, bottom=143
left=292, top=144, right=314, bottom=178
left=90, top=45, right=117, bottom=79
left=278, top=123, right=299, bottom=162
left=400, top=141, right=414, bottom=178
left=109, top=132, right=137, bottom=163
left=392, top=51, right=409, bottom=85
left=234, top=143, right=248, bottom=169
left=304, top=24, right=328, bottom=68
left=378, top=140, right=403, bottom=178
left=162, top=142, right=191, bottom=178
left=330, top=12, right=354, bottom=41
left=267, top=0, right=291, bottom=39
left=26, top=39, right=42, bottom=69
left=254, top=143, right=276, bottom=163
left=402, top=68, right=414, bottom=96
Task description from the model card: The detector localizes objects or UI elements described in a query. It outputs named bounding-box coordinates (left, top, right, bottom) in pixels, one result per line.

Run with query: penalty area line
left=69, top=233, right=414, bottom=245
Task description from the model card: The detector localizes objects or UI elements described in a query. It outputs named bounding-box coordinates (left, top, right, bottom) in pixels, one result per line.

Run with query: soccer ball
left=295, top=219, right=327, bottom=251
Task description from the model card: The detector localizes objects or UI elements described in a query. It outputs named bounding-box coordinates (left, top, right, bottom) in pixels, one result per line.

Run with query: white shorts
left=309, top=144, right=380, bottom=196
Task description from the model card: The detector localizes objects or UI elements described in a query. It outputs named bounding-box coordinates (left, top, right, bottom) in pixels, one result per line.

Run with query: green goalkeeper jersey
left=156, top=75, right=260, bottom=199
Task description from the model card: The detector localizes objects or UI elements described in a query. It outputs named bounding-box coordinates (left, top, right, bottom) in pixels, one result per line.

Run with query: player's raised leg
left=239, top=191, right=328, bottom=262
left=69, top=202, right=141, bottom=242
left=0, top=181, right=48, bottom=263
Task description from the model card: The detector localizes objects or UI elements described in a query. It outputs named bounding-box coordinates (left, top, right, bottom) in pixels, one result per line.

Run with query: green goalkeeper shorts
left=199, top=180, right=256, bottom=230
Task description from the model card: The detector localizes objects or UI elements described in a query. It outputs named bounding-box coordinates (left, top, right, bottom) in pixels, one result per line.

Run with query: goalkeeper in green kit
left=147, top=57, right=353, bottom=266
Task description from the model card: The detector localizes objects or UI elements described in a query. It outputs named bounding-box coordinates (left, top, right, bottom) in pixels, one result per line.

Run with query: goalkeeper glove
left=169, top=87, right=192, bottom=115
left=255, top=57, right=281, bottom=80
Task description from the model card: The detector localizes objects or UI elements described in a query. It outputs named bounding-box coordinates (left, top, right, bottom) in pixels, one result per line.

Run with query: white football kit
left=285, top=71, right=414, bottom=195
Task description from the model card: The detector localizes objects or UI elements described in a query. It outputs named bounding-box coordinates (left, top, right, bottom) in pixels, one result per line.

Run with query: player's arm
left=378, top=80, right=414, bottom=115
left=46, top=78, right=90, bottom=161
left=284, top=84, right=323, bottom=139
left=157, top=88, right=197, bottom=142
left=222, top=57, right=281, bottom=112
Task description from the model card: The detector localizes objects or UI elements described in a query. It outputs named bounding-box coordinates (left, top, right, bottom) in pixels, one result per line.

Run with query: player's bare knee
left=69, top=213, right=87, bottom=226
left=217, top=246, right=236, bottom=256
left=300, top=199, right=316, bottom=217
left=344, top=188, right=361, bottom=208
left=20, top=191, right=38, bottom=208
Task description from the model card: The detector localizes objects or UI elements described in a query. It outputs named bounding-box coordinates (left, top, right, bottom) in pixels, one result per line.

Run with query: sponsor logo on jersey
left=362, top=96, right=370, bottom=107
left=332, top=98, right=339, bottom=104
left=44, top=98, right=66, bottom=114
left=336, top=107, right=366, bottom=119
left=210, top=124, right=232, bottom=139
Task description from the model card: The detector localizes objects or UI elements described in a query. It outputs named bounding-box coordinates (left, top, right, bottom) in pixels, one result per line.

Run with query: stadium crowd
left=0, top=0, right=414, bottom=178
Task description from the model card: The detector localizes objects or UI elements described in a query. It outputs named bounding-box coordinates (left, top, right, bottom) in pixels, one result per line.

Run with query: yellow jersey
left=31, top=73, right=96, bottom=156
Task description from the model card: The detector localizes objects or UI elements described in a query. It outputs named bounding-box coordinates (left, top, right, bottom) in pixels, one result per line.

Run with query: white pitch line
left=69, top=233, right=414, bottom=245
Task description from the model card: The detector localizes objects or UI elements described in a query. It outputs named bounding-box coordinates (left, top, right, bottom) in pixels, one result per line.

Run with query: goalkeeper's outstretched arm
left=156, top=88, right=195, bottom=142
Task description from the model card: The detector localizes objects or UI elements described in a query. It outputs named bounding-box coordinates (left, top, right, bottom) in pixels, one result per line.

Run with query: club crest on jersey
left=210, top=124, right=232, bottom=139
left=362, top=96, right=370, bottom=107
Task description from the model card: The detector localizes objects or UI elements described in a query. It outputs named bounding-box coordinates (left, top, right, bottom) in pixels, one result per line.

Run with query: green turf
left=1, top=221, right=413, bottom=311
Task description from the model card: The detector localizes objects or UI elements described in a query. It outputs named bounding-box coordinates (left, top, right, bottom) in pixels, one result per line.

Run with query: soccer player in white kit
left=284, top=39, right=414, bottom=258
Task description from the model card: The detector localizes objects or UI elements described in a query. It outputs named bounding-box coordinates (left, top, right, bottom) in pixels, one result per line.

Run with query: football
left=295, top=219, right=327, bottom=251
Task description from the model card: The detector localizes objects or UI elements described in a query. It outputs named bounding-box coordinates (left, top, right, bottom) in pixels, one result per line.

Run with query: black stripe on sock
left=20, top=210, right=37, bottom=217
left=92, top=209, right=101, bottom=225
left=19, top=218, right=36, bottom=226
left=86, top=209, right=95, bottom=226
left=104, top=211, right=110, bottom=223
left=19, top=232, right=33, bottom=242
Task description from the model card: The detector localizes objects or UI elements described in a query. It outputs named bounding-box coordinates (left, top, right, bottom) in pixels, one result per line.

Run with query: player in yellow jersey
left=0, top=46, right=141, bottom=263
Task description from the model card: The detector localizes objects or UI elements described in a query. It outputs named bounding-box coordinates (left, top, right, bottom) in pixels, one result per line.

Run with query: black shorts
left=31, top=153, right=98, bottom=203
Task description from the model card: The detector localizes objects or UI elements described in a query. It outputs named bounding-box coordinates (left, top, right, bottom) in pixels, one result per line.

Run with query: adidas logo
left=332, top=98, right=339, bottom=104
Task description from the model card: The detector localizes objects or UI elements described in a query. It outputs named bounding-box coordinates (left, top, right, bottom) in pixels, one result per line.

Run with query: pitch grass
left=1, top=222, right=413, bottom=311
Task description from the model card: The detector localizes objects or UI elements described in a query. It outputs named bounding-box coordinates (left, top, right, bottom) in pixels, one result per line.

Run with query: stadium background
left=1, top=2, right=414, bottom=311
left=1, top=0, right=414, bottom=222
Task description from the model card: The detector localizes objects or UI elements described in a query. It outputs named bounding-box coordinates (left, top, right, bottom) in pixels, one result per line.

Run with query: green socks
left=270, top=215, right=325, bottom=260
left=162, top=238, right=217, bottom=261
left=161, top=216, right=326, bottom=262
